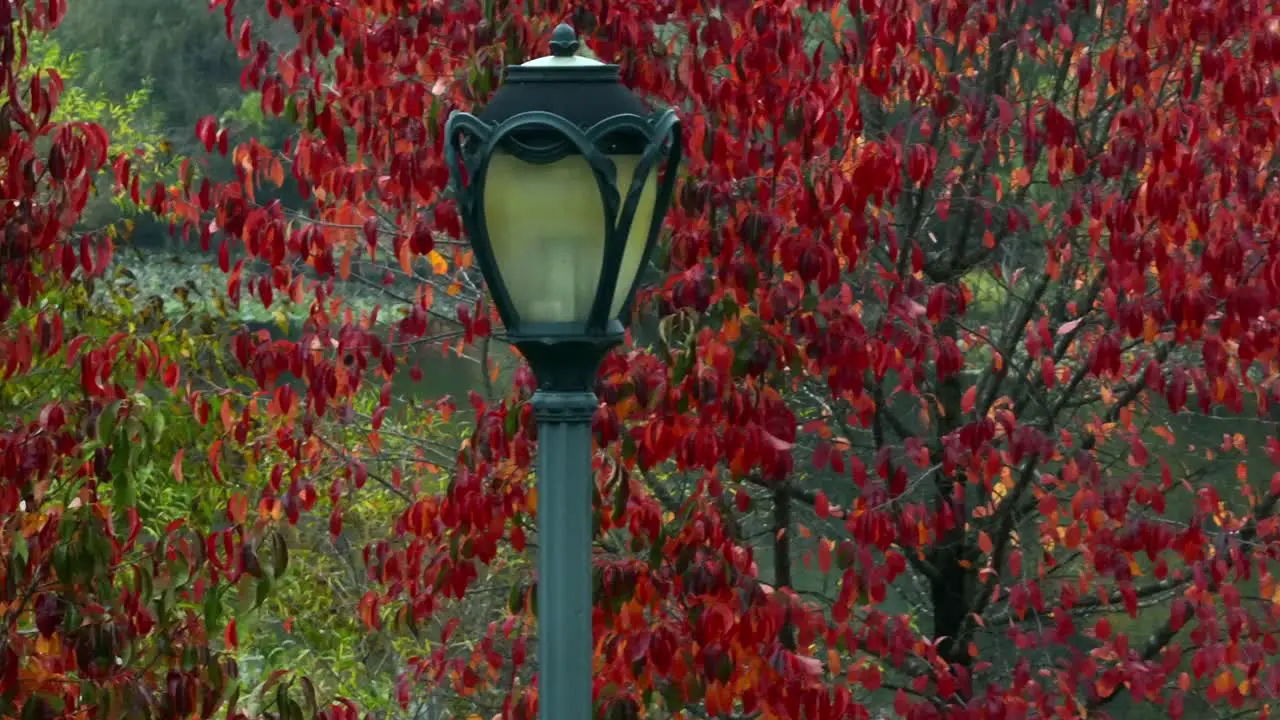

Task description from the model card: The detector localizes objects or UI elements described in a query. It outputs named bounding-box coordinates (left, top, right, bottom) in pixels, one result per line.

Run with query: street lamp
left=443, top=22, right=682, bottom=720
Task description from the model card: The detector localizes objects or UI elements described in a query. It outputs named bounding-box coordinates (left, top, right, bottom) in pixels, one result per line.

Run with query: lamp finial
left=549, top=23, right=580, bottom=57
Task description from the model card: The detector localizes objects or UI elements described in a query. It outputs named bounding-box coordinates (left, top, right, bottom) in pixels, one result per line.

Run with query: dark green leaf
left=225, top=683, right=240, bottom=720
left=271, top=532, right=288, bottom=578
left=300, top=677, right=317, bottom=719
left=203, top=588, right=222, bottom=630
left=254, top=574, right=274, bottom=610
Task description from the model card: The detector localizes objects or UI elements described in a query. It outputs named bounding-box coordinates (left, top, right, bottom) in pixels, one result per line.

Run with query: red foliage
left=0, top=6, right=330, bottom=719
left=165, top=0, right=1280, bottom=716
left=10, top=0, right=1280, bottom=717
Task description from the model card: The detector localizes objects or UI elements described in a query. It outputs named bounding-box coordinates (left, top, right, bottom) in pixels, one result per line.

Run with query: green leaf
left=126, top=416, right=149, bottom=448
left=95, top=400, right=122, bottom=442
left=300, top=677, right=318, bottom=718
left=21, top=696, right=49, bottom=720
left=204, top=587, right=223, bottom=631
left=50, top=544, right=69, bottom=579
left=236, top=574, right=255, bottom=615
left=12, top=534, right=27, bottom=564
left=148, top=409, right=167, bottom=441
left=508, top=580, right=523, bottom=614
left=112, top=463, right=135, bottom=515
left=270, top=532, right=289, bottom=578
left=660, top=683, right=681, bottom=710
left=716, top=654, right=733, bottom=683
left=254, top=574, right=274, bottom=610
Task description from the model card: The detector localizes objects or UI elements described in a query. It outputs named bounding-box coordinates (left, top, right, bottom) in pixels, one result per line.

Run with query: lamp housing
left=444, top=23, right=682, bottom=391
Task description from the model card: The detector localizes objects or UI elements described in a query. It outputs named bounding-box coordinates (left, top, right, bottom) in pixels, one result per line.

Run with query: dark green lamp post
left=443, top=23, right=682, bottom=720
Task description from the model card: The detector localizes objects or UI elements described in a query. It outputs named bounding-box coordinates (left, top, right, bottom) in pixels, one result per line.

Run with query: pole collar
left=532, top=390, right=599, bottom=423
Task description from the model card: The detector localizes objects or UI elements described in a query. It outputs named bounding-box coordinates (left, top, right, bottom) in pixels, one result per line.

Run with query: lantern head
left=445, top=24, right=682, bottom=391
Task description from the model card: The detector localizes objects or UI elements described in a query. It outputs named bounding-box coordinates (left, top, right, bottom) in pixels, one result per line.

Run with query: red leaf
left=209, top=439, right=223, bottom=482
left=237, top=18, right=253, bottom=59
left=1056, top=317, right=1083, bottom=335
left=441, top=617, right=461, bottom=644
left=162, top=360, right=180, bottom=390
left=64, top=335, right=90, bottom=368
left=224, top=618, right=238, bottom=649
left=227, top=494, right=248, bottom=524
left=196, top=117, right=217, bottom=152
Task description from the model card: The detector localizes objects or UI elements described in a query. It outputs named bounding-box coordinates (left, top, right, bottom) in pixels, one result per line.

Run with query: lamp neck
left=513, top=334, right=619, bottom=396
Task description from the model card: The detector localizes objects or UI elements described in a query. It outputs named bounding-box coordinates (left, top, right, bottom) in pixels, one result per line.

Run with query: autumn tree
left=0, top=6, right=247, bottom=720
left=0, top=4, right=405, bottom=718
left=115, top=0, right=1280, bottom=718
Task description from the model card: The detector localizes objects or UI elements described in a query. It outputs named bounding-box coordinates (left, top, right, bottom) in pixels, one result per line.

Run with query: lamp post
left=443, top=23, right=682, bottom=720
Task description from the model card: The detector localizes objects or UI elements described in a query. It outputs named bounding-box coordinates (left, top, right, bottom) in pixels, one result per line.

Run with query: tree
left=122, top=0, right=1280, bottom=718
left=22, top=35, right=182, bottom=234
left=50, top=0, right=284, bottom=147
left=0, top=7, right=348, bottom=720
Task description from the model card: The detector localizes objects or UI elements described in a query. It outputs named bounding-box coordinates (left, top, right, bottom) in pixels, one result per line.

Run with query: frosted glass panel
left=482, top=151, right=658, bottom=325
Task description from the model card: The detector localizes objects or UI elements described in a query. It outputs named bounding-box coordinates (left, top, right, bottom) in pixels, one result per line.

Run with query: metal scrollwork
left=444, top=109, right=683, bottom=336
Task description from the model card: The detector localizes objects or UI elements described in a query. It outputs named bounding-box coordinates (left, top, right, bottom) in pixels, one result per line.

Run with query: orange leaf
left=723, top=316, right=741, bottom=342
left=220, top=396, right=235, bottom=432
left=978, top=531, right=993, bottom=554
left=339, top=246, right=352, bottom=280
left=171, top=448, right=184, bottom=483
left=615, top=396, right=637, bottom=421
left=227, top=494, right=248, bottom=524
left=398, top=240, right=414, bottom=275
left=961, top=386, right=977, bottom=415
left=427, top=249, right=449, bottom=275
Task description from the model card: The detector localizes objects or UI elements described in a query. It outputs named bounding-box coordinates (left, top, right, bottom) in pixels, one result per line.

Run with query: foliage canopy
left=4, top=0, right=1280, bottom=718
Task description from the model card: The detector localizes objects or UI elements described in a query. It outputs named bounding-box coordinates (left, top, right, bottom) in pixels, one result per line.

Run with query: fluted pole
left=532, top=389, right=597, bottom=720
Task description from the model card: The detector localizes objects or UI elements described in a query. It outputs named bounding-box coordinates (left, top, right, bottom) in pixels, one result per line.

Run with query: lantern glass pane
left=482, top=151, right=658, bottom=325
left=606, top=155, right=658, bottom=318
